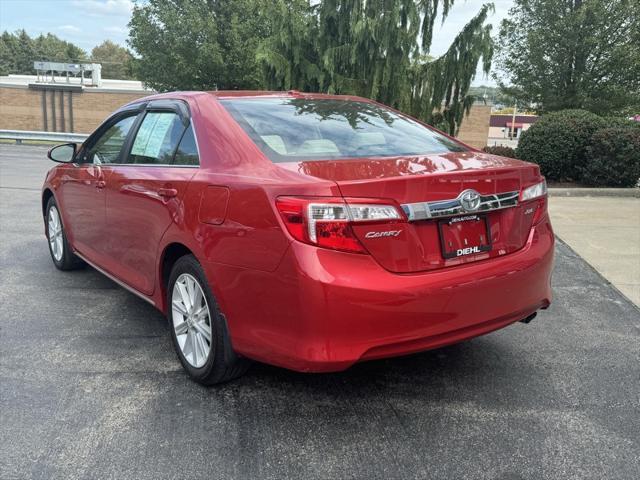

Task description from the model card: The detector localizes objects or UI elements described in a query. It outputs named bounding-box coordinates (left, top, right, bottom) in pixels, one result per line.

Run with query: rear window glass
left=220, top=98, right=466, bottom=162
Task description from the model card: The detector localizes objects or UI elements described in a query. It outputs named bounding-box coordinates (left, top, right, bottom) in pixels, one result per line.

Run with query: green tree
left=0, top=32, right=19, bottom=75
left=33, top=33, right=86, bottom=63
left=259, top=1, right=494, bottom=135
left=91, top=40, right=134, bottom=79
left=403, top=3, right=494, bottom=134
left=257, top=0, right=322, bottom=91
left=495, top=0, right=640, bottom=115
left=213, top=0, right=273, bottom=89
left=128, top=0, right=272, bottom=90
left=0, top=30, right=87, bottom=74
left=8, top=30, right=36, bottom=73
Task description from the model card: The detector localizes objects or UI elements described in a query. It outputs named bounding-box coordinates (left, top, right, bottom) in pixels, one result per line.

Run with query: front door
left=103, top=107, right=200, bottom=295
left=60, top=114, right=138, bottom=264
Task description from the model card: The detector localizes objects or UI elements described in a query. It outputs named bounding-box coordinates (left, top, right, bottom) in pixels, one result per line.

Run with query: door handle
left=96, top=180, right=106, bottom=189
left=158, top=188, right=178, bottom=198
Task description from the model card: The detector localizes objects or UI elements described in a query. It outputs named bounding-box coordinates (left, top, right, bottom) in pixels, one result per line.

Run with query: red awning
left=506, top=122, right=523, bottom=128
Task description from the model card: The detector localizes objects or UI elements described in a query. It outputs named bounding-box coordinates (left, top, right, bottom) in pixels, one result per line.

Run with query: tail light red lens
left=275, top=196, right=403, bottom=254
left=530, top=197, right=547, bottom=225
left=315, top=221, right=364, bottom=252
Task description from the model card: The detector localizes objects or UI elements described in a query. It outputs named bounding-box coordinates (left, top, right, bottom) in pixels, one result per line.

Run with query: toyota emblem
left=458, top=189, right=481, bottom=212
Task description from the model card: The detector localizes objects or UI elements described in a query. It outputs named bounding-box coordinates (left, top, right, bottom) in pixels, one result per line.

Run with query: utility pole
left=510, top=102, right=517, bottom=140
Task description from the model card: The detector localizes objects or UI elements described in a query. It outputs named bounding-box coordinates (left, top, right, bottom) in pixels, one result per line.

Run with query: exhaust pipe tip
left=520, top=312, right=537, bottom=324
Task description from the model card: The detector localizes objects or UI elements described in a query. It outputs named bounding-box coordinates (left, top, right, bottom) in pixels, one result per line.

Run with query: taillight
left=520, top=179, right=548, bottom=225
left=276, top=196, right=403, bottom=254
left=520, top=179, right=547, bottom=202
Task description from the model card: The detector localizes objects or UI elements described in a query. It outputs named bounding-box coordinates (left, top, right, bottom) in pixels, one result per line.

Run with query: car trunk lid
left=278, top=151, right=545, bottom=273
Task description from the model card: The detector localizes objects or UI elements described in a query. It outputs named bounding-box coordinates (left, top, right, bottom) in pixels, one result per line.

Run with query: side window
left=127, top=111, right=185, bottom=165
left=173, top=125, right=200, bottom=166
left=87, top=115, right=136, bottom=164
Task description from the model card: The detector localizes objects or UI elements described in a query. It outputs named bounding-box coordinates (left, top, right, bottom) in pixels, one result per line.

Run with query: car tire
left=45, top=196, right=84, bottom=271
left=167, top=254, right=250, bottom=385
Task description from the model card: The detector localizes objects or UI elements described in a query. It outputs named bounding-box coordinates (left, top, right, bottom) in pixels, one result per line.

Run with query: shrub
left=482, top=145, right=517, bottom=158
left=602, top=116, right=640, bottom=130
left=516, top=109, right=605, bottom=181
left=581, top=128, right=640, bottom=187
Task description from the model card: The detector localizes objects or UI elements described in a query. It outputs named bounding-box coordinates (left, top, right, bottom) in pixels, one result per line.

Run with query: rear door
left=103, top=100, right=199, bottom=295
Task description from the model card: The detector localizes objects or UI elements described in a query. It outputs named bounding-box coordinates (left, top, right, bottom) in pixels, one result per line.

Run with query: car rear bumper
left=207, top=216, right=554, bottom=372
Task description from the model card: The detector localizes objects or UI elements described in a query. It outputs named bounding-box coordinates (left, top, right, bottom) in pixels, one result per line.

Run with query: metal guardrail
left=0, top=129, right=89, bottom=144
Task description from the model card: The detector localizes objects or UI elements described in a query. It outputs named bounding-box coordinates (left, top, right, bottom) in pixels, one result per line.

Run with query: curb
left=549, top=188, right=640, bottom=198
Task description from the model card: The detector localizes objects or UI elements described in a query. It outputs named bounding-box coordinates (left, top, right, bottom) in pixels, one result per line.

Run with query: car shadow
left=230, top=334, right=527, bottom=401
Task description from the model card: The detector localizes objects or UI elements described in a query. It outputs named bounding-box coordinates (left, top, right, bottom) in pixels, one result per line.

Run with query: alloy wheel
left=172, top=273, right=212, bottom=368
left=48, top=206, right=64, bottom=261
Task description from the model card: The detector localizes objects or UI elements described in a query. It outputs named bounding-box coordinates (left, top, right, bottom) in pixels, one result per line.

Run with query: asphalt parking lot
left=1, top=144, right=639, bottom=480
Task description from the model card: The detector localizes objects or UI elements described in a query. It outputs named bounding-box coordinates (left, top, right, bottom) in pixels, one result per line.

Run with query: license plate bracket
left=438, top=214, right=492, bottom=259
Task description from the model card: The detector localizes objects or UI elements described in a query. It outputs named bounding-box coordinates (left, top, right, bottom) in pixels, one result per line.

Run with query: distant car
left=42, top=91, right=554, bottom=384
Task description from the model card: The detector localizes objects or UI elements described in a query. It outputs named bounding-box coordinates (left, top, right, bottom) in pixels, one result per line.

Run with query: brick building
left=456, top=103, right=492, bottom=149
left=0, top=74, right=152, bottom=134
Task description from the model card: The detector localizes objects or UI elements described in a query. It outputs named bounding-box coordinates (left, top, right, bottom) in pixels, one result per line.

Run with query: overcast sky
left=0, top=0, right=513, bottom=86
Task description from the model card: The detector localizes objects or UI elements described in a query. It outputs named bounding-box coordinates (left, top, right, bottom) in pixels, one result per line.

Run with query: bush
left=602, top=117, right=640, bottom=130
left=516, top=109, right=605, bottom=181
left=581, top=128, right=640, bottom=187
left=482, top=145, right=517, bottom=158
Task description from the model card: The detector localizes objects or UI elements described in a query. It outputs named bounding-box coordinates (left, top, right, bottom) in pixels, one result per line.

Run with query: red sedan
left=42, top=91, right=554, bottom=384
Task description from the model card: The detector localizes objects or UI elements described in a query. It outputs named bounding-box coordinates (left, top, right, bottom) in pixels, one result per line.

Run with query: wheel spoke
left=196, top=332, right=208, bottom=359
left=172, top=299, right=188, bottom=317
left=182, top=330, right=193, bottom=357
left=174, top=320, right=188, bottom=335
left=193, top=320, right=211, bottom=343
left=193, top=286, right=203, bottom=311
left=176, top=281, right=191, bottom=312
left=192, top=304, right=208, bottom=321
left=186, top=277, right=197, bottom=311
left=191, top=329, right=199, bottom=365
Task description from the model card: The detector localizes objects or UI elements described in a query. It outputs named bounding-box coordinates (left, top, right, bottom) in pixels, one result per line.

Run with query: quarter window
left=87, top=115, right=136, bottom=164
left=173, top=126, right=199, bottom=166
left=127, top=112, right=185, bottom=165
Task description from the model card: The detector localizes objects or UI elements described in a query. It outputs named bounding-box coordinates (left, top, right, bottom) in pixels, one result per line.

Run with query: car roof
left=121, top=90, right=379, bottom=111
left=208, top=90, right=375, bottom=103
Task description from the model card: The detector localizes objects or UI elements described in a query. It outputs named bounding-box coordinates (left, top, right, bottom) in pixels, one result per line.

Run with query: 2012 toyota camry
left=42, top=91, right=554, bottom=384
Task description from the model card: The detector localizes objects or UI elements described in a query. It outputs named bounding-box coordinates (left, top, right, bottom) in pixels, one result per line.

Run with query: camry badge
left=364, top=230, right=402, bottom=239
left=458, top=189, right=481, bottom=213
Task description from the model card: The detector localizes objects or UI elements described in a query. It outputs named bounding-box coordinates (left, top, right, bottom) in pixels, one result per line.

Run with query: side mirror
left=48, top=143, right=77, bottom=163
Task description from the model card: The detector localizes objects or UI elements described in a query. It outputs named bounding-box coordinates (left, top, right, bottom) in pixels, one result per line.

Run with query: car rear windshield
left=220, top=98, right=466, bottom=162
